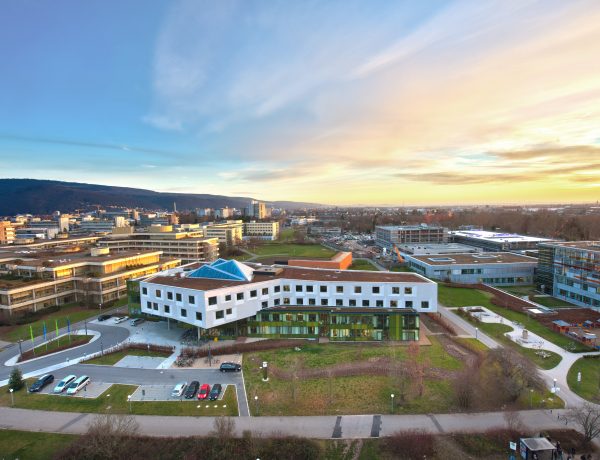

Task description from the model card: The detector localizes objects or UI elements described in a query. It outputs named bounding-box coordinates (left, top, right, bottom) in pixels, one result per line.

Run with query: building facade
left=537, top=241, right=600, bottom=310
left=139, top=259, right=437, bottom=341
left=205, top=221, right=244, bottom=246
left=0, top=222, right=16, bottom=245
left=449, top=230, right=553, bottom=252
left=375, top=224, right=447, bottom=249
left=243, top=221, right=280, bottom=240
left=405, top=252, right=537, bottom=285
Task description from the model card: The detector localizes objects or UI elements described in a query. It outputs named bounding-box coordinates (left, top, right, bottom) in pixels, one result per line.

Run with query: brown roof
left=409, top=252, right=537, bottom=266
left=146, top=266, right=429, bottom=291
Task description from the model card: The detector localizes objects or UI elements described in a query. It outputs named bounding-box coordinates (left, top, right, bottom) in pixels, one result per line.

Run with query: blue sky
left=1, top=0, right=599, bottom=204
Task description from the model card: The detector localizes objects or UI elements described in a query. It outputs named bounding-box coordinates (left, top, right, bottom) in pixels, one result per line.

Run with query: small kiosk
left=519, top=437, right=556, bottom=460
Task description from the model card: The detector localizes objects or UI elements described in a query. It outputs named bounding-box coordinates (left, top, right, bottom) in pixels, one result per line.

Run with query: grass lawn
left=348, top=260, right=378, bottom=271
left=84, top=348, right=172, bottom=366
left=250, top=243, right=336, bottom=258
left=278, top=227, right=296, bottom=242
left=20, top=334, right=91, bottom=361
left=1, top=382, right=238, bottom=416
left=498, top=285, right=537, bottom=297
left=390, top=265, right=413, bottom=272
left=439, top=285, right=590, bottom=352
left=0, top=429, right=76, bottom=460
left=0, top=298, right=128, bottom=343
left=531, top=296, right=577, bottom=308
left=497, top=286, right=577, bottom=308
left=454, top=337, right=489, bottom=352
left=567, top=357, right=600, bottom=403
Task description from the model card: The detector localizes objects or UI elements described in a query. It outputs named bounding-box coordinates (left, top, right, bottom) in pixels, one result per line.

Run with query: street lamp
left=553, top=378, right=557, bottom=391
left=9, top=388, right=14, bottom=406
left=529, top=389, right=533, bottom=409
left=475, top=327, right=479, bottom=339
left=390, top=393, right=395, bottom=413
left=18, top=339, right=23, bottom=357
left=127, top=394, right=132, bottom=413
left=254, top=395, right=259, bottom=416
left=100, top=340, right=104, bottom=356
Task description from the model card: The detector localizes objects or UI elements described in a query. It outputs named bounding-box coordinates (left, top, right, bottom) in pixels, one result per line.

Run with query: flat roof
left=450, top=230, right=552, bottom=243
left=377, top=225, right=443, bottom=231
left=540, top=240, right=600, bottom=253
left=0, top=249, right=163, bottom=268
left=145, top=266, right=430, bottom=291
left=408, top=252, right=538, bottom=266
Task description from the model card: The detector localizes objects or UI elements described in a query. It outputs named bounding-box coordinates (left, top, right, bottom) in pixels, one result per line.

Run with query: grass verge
left=0, top=429, right=76, bottom=460
left=348, top=260, right=379, bottom=271
left=84, top=348, right=172, bottom=366
left=567, top=356, right=600, bottom=403
left=250, top=243, right=336, bottom=258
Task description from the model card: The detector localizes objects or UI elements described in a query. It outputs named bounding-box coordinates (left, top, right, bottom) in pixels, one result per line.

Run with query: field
left=0, top=429, right=76, bottom=460
left=251, top=243, right=336, bottom=258
left=348, top=259, right=379, bottom=271
left=567, top=357, right=600, bottom=403
left=84, top=347, right=172, bottom=366
left=439, top=285, right=590, bottom=352
left=0, top=381, right=238, bottom=416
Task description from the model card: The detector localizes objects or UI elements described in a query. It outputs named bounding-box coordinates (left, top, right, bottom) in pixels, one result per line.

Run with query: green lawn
left=1, top=381, right=238, bottom=416
left=0, top=298, right=128, bottom=343
left=0, top=429, right=76, bottom=460
left=84, top=348, right=172, bottom=366
left=454, top=337, right=489, bottom=352
left=531, top=296, right=577, bottom=308
left=498, top=285, right=537, bottom=297
left=348, top=260, right=379, bottom=271
left=278, top=227, right=296, bottom=242
left=251, top=243, right=336, bottom=258
left=20, top=334, right=91, bottom=361
left=439, top=285, right=590, bottom=352
left=390, top=265, right=413, bottom=272
left=567, top=357, right=600, bottom=403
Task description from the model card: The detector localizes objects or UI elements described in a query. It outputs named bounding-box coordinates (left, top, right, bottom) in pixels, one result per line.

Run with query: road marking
left=57, top=412, right=88, bottom=432
left=332, top=415, right=342, bottom=438
left=370, top=415, right=381, bottom=437
left=427, top=414, right=444, bottom=433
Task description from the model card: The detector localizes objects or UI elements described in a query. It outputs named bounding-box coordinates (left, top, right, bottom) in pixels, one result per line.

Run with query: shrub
left=384, top=430, right=435, bottom=459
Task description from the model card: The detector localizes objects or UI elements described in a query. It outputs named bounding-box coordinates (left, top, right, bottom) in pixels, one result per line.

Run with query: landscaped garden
left=348, top=259, right=379, bottom=271
left=18, top=334, right=92, bottom=362
left=567, top=356, right=600, bottom=403
left=84, top=347, right=173, bottom=366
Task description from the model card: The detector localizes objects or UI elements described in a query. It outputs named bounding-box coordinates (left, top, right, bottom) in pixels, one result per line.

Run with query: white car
left=113, top=316, right=129, bottom=324
left=66, top=375, right=90, bottom=395
left=54, top=375, right=76, bottom=393
left=171, top=382, right=187, bottom=398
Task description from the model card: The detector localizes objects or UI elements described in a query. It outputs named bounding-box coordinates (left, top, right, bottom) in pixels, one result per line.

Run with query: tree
left=83, top=413, right=140, bottom=458
left=8, top=367, right=24, bottom=391
left=212, top=416, right=236, bottom=438
left=568, top=404, right=600, bottom=443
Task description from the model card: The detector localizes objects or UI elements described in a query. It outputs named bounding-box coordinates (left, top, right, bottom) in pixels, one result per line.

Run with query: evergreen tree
left=8, top=367, right=24, bottom=391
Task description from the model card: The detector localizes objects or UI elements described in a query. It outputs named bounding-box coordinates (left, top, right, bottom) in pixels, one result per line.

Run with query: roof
left=407, top=252, right=538, bottom=266
left=377, top=224, right=443, bottom=231
left=552, top=320, right=571, bottom=327
left=145, top=263, right=430, bottom=291
left=520, top=438, right=556, bottom=451
left=188, top=259, right=254, bottom=281
left=451, top=230, right=552, bottom=243
left=260, top=306, right=418, bottom=314
left=539, top=240, right=600, bottom=253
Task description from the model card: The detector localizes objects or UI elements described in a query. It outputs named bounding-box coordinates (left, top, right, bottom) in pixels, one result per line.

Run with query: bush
left=384, top=430, right=435, bottom=459
left=180, top=339, right=308, bottom=359
left=8, top=367, right=24, bottom=391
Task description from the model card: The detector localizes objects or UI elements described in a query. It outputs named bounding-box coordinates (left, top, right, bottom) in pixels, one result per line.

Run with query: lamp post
left=390, top=393, right=395, bottom=413
left=553, top=378, right=557, bottom=391
left=475, top=327, right=479, bottom=339
left=100, top=340, right=104, bottom=356
left=84, top=319, right=87, bottom=336
left=529, top=389, right=533, bottom=409
left=254, top=395, right=259, bottom=416
left=127, top=395, right=132, bottom=413
left=9, top=388, right=14, bottom=406
left=18, top=339, right=23, bottom=357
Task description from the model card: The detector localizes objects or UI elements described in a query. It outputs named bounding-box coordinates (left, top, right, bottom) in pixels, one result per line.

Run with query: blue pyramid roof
left=187, top=259, right=253, bottom=282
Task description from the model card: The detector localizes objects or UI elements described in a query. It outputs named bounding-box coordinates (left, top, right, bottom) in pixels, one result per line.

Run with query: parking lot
left=130, top=383, right=232, bottom=402
left=35, top=380, right=111, bottom=399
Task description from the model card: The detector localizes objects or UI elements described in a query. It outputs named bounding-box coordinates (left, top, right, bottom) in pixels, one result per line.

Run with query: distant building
left=205, top=221, right=244, bottom=246
left=375, top=224, right=447, bottom=249
left=290, top=216, right=317, bottom=226
left=404, top=252, right=537, bottom=285
left=246, top=200, right=267, bottom=219
left=15, top=227, right=60, bottom=240
left=79, top=219, right=116, bottom=234
left=449, top=230, right=554, bottom=252
left=537, top=241, right=600, bottom=310
left=288, top=251, right=353, bottom=270
left=396, top=243, right=481, bottom=255
left=308, top=225, right=342, bottom=237
left=243, top=221, right=280, bottom=241
left=214, top=207, right=234, bottom=219
left=0, top=221, right=15, bottom=245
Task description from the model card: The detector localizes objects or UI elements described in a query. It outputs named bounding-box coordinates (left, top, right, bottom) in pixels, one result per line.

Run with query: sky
left=1, top=0, right=600, bottom=206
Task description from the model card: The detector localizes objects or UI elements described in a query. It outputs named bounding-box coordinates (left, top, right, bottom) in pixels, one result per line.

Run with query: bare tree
left=84, top=413, right=139, bottom=458
left=212, top=416, right=236, bottom=438
left=453, top=365, right=478, bottom=410
left=568, top=404, right=600, bottom=443
left=503, top=410, right=525, bottom=433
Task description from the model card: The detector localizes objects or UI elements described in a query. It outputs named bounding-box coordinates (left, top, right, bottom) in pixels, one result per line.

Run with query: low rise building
left=449, top=230, right=554, bottom=252
left=375, top=224, right=447, bottom=249
left=243, top=221, right=280, bottom=241
left=404, top=252, right=537, bottom=285
left=288, top=251, right=353, bottom=270
left=205, top=221, right=244, bottom=246
left=139, top=259, right=437, bottom=341
left=0, top=222, right=16, bottom=245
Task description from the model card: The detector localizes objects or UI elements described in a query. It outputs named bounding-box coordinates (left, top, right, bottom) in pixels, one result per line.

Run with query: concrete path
left=438, top=304, right=500, bottom=349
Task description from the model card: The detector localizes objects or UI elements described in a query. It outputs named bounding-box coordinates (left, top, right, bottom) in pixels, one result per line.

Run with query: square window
left=406, top=301, right=413, bottom=308
left=295, top=285, right=303, bottom=292
left=181, top=308, right=187, bottom=317
left=146, top=301, right=152, bottom=309
left=225, top=294, right=232, bottom=301
left=336, top=299, right=343, bottom=306
left=196, top=312, right=202, bottom=321
left=320, top=285, right=327, bottom=293
left=390, top=300, right=398, bottom=308
left=372, top=286, right=380, bottom=294
left=274, top=286, right=281, bottom=293
left=274, top=299, right=281, bottom=306
left=261, top=301, right=268, bottom=309
left=208, top=296, right=217, bottom=306
left=362, top=299, right=369, bottom=307
left=421, top=301, right=429, bottom=309
left=306, top=285, right=314, bottom=292
left=153, top=302, right=158, bottom=310
left=250, top=290, right=257, bottom=298
left=354, top=286, right=362, bottom=294
left=188, top=295, right=195, bottom=304
left=216, top=310, right=224, bottom=319
left=336, top=286, right=343, bottom=293
left=405, top=287, right=413, bottom=295
left=176, top=293, right=182, bottom=302
left=226, top=308, right=232, bottom=315
left=349, top=299, right=356, bottom=307
left=273, top=313, right=280, bottom=321
left=155, top=289, right=162, bottom=297
left=321, top=299, right=328, bottom=306
left=392, top=287, right=400, bottom=294
left=283, top=285, right=291, bottom=292
left=376, top=300, right=383, bottom=307
left=309, top=298, right=316, bottom=306
left=237, top=292, right=244, bottom=301
left=297, top=298, right=304, bottom=305
left=164, top=305, right=170, bottom=313
left=262, top=288, right=269, bottom=295
left=297, top=313, right=304, bottom=321
left=142, top=287, right=147, bottom=295
left=283, top=297, right=291, bottom=305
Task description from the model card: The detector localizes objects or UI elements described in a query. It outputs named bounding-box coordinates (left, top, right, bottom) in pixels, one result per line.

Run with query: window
left=196, top=312, right=202, bottom=321
left=208, top=296, right=217, bottom=306
left=336, top=299, right=343, bottom=306
left=274, top=286, right=281, bottom=293
left=216, top=310, right=224, bottom=319
left=153, top=302, right=158, bottom=310
left=188, top=295, right=195, bottom=304
left=306, top=285, right=314, bottom=292
left=250, top=290, right=257, bottom=298
left=295, top=285, right=303, bottom=292
left=321, top=299, right=329, bottom=306
left=261, top=301, right=268, bottom=309
left=308, top=314, right=317, bottom=322
left=372, top=286, right=380, bottom=294
left=286, top=314, right=293, bottom=321
left=181, top=308, right=187, bottom=317
left=225, top=294, right=232, bottom=301
left=320, top=285, right=327, bottom=293
left=390, top=300, right=398, bottom=308
left=405, top=287, right=413, bottom=294
left=142, top=287, right=147, bottom=295
left=283, top=297, right=291, bottom=305
left=164, top=305, right=170, bottom=313
left=176, top=293, right=182, bottom=302
left=392, top=287, right=400, bottom=294
left=297, top=298, right=304, bottom=305
left=272, top=313, right=280, bottom=321
left=297, top=313, right=304, bottom=321
left=354, top=286, right=362, bottom=294
left=274, top=299, right=281, bottom=306
left=349, top=299, right=356, bottom=307
left=283, top=285, right=291, bottom=292
left=308, top=298, right=316, bottom=306
left=262, top=288, right=269, bottom=295
left=336, top=286, right=343, bottom=293
left=362, top=300, right=370, bottom=307
left=405, top=301, right=413, bottom=308
left=146, top=301, right=152, bottom=309
left=236, top=292, right=244, bottom=300
left=155, top=289, right=162, bottom=297
left=421, top=301, right=429, bottom=309
left=226, top=308, right=232, bottom=315
left=167, top=291, right=173, bottom=300
left=376, top=300, right=383, bottom=307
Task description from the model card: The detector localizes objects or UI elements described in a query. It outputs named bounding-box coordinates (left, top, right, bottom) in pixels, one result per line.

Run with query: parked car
left=197, top=384, right=210, bottom=400
left=219, top=362, right=241, bottom=372
left=184, top=381, right=199, bottom=399
left=66, top=375, right=90, bottom=395
left=54, top=375, right=77, bottom=393
left=171, top=382, right=187, bottom=398
left=113, top=316, right=129, bottom=324
left=29, top=374, right=54, bottom=393
left=97, top=314, right=112, bottom=322
left=208, top=384, right=222, bottom=401
left=130, top=318, right=145, bottom=327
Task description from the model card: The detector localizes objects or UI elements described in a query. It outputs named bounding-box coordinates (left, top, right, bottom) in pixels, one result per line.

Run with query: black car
left=29, top=374, right=54, bottom=393
left=219, top=362, right=241, bottom=372
left=184, top=381, right=199, bottom=399
left=208, top=384, right=222, bottom=401
left=97, top=314, right=112, bottom=322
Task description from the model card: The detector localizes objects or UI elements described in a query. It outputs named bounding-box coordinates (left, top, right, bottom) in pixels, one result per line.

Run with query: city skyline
left=1, top=0, right=600, bottom=205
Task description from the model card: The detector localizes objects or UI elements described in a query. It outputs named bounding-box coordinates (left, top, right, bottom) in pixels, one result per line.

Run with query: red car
left=197, top=384, right=210, bottom=400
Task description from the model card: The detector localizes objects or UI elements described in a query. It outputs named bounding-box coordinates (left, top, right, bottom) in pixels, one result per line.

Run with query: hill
left=0, top=179, right=321, bottom=215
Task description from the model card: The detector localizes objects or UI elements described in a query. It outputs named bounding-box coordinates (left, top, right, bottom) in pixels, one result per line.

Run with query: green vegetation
left=454, top=337, right=489, bottom=352
left=251, top=243, right=336, bottom=258
left=278, top=227, right=296, bottom=242
left=348, top=260, right=379, bottom=271
left=0, top=298, right=128, bottom=343
left=439, top=285, right=590, bottom=352
left=0, top=382, right=238, bottom=416
left=531, top=296, right=577, bottom=308
left=0, top=429, right=76, bottom=460
left=567, top=357, right=600, bottom=403
left=84, top=348, right=172, bottom=366
left=390, top=265, right=413, bottom=272
left=497, top=285, right=537, bottom=297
